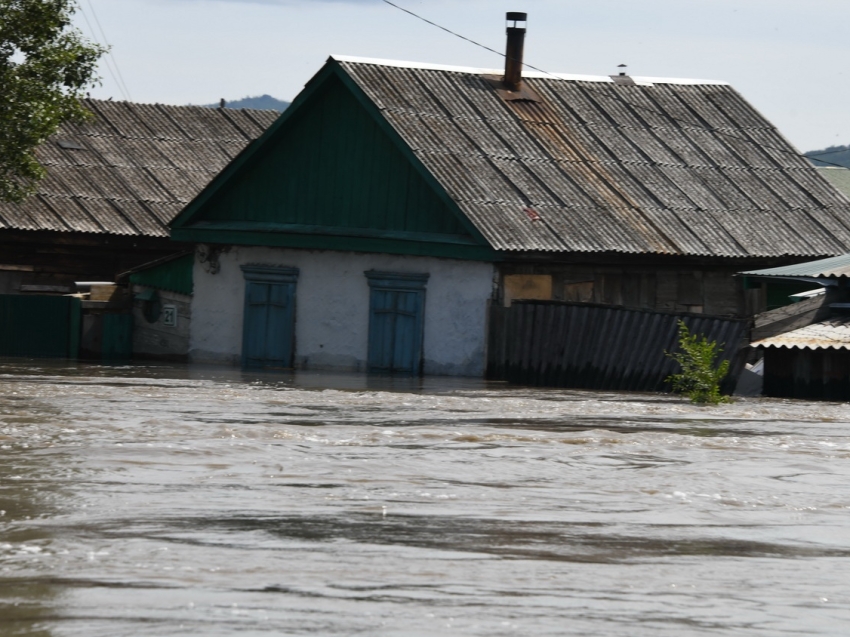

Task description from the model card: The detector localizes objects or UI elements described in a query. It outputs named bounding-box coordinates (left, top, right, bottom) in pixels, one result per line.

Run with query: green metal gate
left=0, top=295, right=81, bottom=358
left=102, top=313, right=133, bottom=361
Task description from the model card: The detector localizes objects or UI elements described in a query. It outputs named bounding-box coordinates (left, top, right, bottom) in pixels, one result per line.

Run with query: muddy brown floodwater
left=0, top=360, right=849, bottom=636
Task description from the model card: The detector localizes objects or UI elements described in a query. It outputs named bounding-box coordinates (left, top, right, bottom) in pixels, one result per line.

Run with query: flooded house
left=170, top=14, right=850, bottom=379
left=744, top=254, right=850, bottom=400
left=0, top=99, right=278, bottom=294
left=0, top=100, right=277, bottom=359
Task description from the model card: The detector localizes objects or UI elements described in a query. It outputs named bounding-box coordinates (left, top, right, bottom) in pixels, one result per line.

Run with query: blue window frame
left=365, top=270, right=429, bottom=374
left=241, top=265, right=299, bottom=369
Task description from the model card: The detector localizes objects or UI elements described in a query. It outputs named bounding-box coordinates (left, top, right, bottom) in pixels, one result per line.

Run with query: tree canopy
left=0, top=0, right=105, bottom=202
left=806, top=144, right=850, bottom=169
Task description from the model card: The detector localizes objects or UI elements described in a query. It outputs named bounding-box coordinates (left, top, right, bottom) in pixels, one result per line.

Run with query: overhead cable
left=78, top=1, right=132, bottom=101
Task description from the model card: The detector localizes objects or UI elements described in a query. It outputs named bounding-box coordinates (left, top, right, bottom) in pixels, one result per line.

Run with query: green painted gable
left=172, top=65, right=494, bottom=261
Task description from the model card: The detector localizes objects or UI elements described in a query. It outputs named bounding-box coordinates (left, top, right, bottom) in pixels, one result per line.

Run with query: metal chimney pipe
left=503, top=12, right=527, bottom=91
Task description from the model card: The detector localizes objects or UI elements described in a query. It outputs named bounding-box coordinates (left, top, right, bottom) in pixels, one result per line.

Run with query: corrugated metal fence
left=487, top=301, right=749, bottom=392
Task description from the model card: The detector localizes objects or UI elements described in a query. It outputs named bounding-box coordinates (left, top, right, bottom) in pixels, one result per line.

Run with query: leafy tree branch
left=665, top=321, right=731, bottom=404
left=1, top=0, right=106, bottom=202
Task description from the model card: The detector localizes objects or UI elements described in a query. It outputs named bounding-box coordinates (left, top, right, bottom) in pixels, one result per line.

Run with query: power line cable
left=380, top=0, right=848, bottom=170
left=77, top=2, right=131, bottom=101
left=381, top=0, right=507, bottom=60
left=77, top=3, right=126, bottom=100
left=84, top=0, right=132, bottom=101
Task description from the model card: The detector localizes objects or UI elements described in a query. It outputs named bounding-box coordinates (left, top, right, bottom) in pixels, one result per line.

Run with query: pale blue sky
left=77, top=0, right=849, bottom=152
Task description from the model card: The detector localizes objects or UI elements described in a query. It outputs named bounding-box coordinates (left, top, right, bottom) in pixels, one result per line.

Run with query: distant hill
left=805, top=144, right=850, bottom=168
left=203, top=95, right=290, bottom=111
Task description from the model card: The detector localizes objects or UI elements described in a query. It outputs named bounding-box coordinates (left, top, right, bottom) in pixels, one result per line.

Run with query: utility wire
left=381, top=0, right=507, bottom=60
left=85, top=0, right=133, bottom=101
left=77, top=2, right=132, bottom=101
left=380, top=0, right=848, bottom=170
left=77, top=4, right=125, bottom=100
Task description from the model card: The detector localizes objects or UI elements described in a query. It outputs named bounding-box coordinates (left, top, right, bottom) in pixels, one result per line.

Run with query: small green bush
left=665, top=321, right=730, bottom=404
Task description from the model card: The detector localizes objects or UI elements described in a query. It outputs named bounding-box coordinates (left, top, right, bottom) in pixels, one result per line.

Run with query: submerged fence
left=0, top=294, right=81, bottom=358
left=487, top=301, right=749, bottom=392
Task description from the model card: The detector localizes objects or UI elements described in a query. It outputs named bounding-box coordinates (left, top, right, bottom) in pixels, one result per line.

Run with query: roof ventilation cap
left=610, top=64, right=635, bottom=86
left=506, top=12, right=527, bottom=27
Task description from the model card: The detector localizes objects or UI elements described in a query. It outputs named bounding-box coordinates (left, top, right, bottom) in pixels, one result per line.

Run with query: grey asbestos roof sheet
left=752, top=316, right=850, bottom=349
left=339, top=59, right=850, bottom=258
left=0, top=100, right=279, bottom=237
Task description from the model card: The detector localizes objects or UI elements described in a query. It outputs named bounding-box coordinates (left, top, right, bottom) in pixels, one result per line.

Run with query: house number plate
left=162, top=304, right=178, bottom=327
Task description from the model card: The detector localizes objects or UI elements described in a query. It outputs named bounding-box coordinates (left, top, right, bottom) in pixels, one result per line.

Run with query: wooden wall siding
left=132, top=287, right=191, bottom=361
left=763, top=348, right=850, bottom=401
left=200, top=76, right=469, bottom=239
left=487, top=300, right=749, bottom=392
left=499, top=264, right=745, bottom=316
left=751, top=294, right=832, bottom=342
left=0, top=230, right=185, bottom=295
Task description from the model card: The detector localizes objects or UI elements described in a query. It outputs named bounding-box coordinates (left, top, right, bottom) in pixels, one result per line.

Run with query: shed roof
left=337, top=56, right=850, bottom=257
left=0, top=99, right=279, bottom=237
left=125, top=252, right=194, bottom=296
left=740, top=252, right=850, bottom=280
left=752, top=316, right=850, bottom=349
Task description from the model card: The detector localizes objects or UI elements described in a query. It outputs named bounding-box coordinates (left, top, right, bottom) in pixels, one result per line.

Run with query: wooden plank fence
left=487, top=301, right=750, bottom=392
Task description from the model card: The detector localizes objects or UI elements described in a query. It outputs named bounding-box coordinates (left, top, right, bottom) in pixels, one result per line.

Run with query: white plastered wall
left=190, top=246, right=495, bottom=376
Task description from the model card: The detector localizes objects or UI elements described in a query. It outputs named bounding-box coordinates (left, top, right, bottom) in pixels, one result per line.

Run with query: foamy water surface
left=1, top=361, right=849, bottom=636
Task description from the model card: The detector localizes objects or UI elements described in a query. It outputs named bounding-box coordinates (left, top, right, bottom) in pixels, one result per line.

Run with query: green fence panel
left=0, top=294, right=78, bottom=358
left=102, top=313, right=133, bottom=361
left=68, top=298, right=81, bottom=359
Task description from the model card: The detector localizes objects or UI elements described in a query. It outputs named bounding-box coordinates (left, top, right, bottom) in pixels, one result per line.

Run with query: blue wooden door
left=366, top=271, right=428, bottom=374
left=241, top=266, right=298, bottom=369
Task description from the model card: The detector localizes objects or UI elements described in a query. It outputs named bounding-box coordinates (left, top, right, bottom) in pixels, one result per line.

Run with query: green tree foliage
left=0, top=0, right=105, bottom=202
left=665, top=321, right=730, bottom=404
left=206, top=95, right=290, bottom=112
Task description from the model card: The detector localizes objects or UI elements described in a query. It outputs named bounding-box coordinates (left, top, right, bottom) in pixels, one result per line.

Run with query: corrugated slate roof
left=740, top=252, right=850, bottom=279
left=337, top=56, right=850, bottom=257
left=0, top=100, right=279, bottom=237
left=752, top=316, right=850, bottom=349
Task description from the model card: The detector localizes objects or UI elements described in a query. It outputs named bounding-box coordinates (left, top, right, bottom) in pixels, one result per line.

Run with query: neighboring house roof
left=740, top=252, right=850, bottom=281
left=818, top=167, right=850, bottom=200
left=0, top=99, right=279, bottom=237
left=752, top=316, right=850, bottom=349
left=174, top=56, right=850, bottom=260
